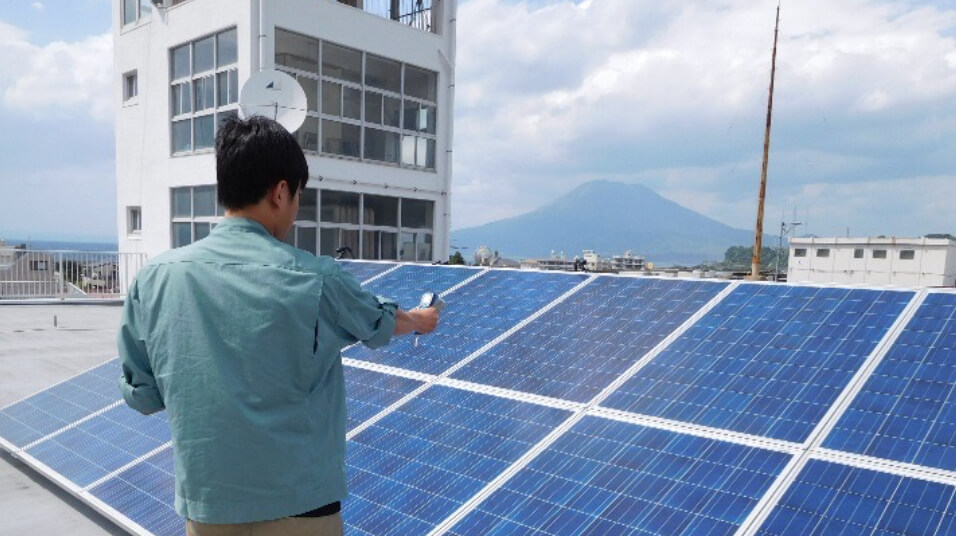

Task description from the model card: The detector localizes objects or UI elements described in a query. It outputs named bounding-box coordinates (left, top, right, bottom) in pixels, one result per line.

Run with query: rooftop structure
left=789, top=236, right=956, bottom=287
left=525, top=250, right=647, bottom=273
left=114, top=0, right=457, bottom=265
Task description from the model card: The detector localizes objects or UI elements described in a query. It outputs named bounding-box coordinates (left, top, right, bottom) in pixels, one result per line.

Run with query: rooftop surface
left=0, top=304, right=125, bottom=536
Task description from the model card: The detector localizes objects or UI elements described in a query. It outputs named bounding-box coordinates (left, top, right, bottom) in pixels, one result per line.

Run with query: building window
left=853, top=248, right=864, bottom=259
left=170, top=186, right=225, bottom=248
left=170, top=29, right=238, bottom=155
left=794, top=248, right=807, bottom=257
left=30, top=260, right=50, bottom=271
left=170, top=185, right=435, bottom=260
left=127, top=206, right=142, bottom=235
left=815, top=248, right=830, bottom=258
left=123, top=71, right=138, bottom=102
left=313, top=188, right=433, bottom=261
left=122, top=0, right=152, bottom=26
left=275, top=28, right=439, bottom=171
left=900, top=250, right=915, bottom=260
left=873, top=249, right=887, bottom=259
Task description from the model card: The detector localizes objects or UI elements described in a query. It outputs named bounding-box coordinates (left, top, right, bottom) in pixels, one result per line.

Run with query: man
left=118, top=116, right=439, bottom=535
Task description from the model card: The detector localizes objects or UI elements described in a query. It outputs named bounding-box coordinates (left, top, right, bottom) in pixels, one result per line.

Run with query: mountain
left=451, top=180, right=770, bottom=266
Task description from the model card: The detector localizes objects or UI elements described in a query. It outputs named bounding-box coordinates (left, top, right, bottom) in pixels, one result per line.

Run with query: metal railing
left=0, top=250, right=147, bottom=300
left=341, top=0, right=439, bottom=34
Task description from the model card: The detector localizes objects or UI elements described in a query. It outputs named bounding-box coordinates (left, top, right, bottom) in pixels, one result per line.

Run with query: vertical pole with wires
left=750, top=3, right=781, bottom=280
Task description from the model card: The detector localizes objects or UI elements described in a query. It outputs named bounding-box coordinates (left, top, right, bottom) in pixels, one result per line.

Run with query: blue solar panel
left=452, top=277, right=728, bottom=402
left=347, top=270, right=587, bottom=375
left=824, top=292, right=956, bottom=471
left=9, top=272, right=951, bottom=536
left=449, top=416, right=791, bottom=536
left=344, top=386, right=571, bottom=535
left=360, top=264, right=482, bottom=310
left=89, top=447, right=180, bottom=536
left=603, top=285, right=913, bottom=442
left=0, top=359, right=120, bottom=448
left=345, top=366, right=424, bottom=431
left=25, top=404, right=170, bottom=487
left=337, top=260, right=398, bottom=283
left=756, top=459, right=956, bottom=536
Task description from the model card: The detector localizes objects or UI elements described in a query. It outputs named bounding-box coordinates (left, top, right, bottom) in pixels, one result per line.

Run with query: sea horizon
left=1, top=238, right=120, bottom=252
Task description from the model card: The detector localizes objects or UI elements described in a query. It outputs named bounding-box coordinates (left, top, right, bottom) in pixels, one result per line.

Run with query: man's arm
left=326, top=266, right=441, bottom=348
left=117, top=280, right=165, bottom=415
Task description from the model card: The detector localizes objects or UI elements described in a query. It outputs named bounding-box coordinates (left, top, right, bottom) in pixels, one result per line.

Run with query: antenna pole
left=750, top=3, right=780, bottom=281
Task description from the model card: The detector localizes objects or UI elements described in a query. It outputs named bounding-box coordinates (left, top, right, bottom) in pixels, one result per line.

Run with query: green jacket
left=118, top=217, right=396, bottom=523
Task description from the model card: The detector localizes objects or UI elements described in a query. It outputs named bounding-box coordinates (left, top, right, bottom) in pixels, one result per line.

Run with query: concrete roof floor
left=0, top=304, right=130, bottom=536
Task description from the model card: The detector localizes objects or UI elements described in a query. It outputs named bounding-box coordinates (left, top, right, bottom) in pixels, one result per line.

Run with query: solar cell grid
left=25, top=404, right=170, bottom=487
left=602, top=285, right=913, bottom=442
left=451, top=277, right=728, bottom=402
left=345, top=386, right=571, bottom=535
left=345, top=366, right=424, bottom=431
left=337, top=260, right=398, bottom=283
left=824, top=292, right=956, bottom=471
left=347, top=270, right=587, bottom=375
left=755, top=459, right=956, bottom=536
left=360, top=264, right=482, bottom=310
left=0, top=359, right=120, bottom=448
left=89, top=447, right=180, bottom=536
left=448, top=416, right=791, bottom=536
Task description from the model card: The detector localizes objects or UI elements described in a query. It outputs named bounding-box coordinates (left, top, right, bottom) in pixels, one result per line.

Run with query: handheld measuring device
left=413, top=292, right=445, bottom=347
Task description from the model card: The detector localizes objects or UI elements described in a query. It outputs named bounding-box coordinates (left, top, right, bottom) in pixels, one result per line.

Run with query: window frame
left=169, top=28, right=239, bottom=156
left=122, top=0, right=152, bottom=27
left=312, top=189, right=434, bottom=261
left=127, top=206, right=143, bottom=236
left=275, top=28, right=438, bottom=171
left=899, top=249, right=915, bottom=260
left=170, top=186, right=226, bottom=248
left=123, top=70, right=139, bottom=104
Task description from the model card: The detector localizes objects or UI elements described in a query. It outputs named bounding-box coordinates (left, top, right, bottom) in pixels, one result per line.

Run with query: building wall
left=788, top=237, right=956, bottom=287
left=114, top=0, right=455, bottom=262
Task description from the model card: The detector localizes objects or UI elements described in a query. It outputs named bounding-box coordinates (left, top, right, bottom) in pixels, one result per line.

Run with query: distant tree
left=720, top=246, right=788, bottom=271
left=926, top=233, right=956, bottom=240
left=448, top=251, right=466, bottom=265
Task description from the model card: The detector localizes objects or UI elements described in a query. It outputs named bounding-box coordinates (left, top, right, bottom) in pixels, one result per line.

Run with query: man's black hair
left=215, top=116, right=309, bottom=210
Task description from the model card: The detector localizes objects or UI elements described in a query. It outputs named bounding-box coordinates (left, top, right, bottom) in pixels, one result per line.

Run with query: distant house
left=0, top=241, right=60, bottom=298
left=789, top=237, right=956, bottom=287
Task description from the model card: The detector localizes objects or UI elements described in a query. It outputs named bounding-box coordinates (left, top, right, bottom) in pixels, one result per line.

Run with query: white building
left=114, top=0, right=457, bottom=264
left=788, top=237, right=956, bottom=287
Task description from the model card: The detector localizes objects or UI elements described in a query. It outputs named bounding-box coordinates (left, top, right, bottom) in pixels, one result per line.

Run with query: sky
left=0, top=0, right=954, bottom=242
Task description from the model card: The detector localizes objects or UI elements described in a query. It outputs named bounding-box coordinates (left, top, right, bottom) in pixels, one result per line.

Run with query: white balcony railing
left=340, top=0, right=440, bottom=34
left=0, top=250, right=147, bottom=300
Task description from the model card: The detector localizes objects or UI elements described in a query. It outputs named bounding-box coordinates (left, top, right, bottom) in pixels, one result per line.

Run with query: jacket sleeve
left=117, top=279, right=165, bottom=415
left=324, top=266, right=398, bottom=349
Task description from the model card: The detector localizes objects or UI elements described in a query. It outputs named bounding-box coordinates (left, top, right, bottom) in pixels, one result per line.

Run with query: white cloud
left=789, top=175, right=956, bottom=237
left=0, top=19, right=113, bottom=123
left=452, top=0, right=956, bottom=235
left=31, top=2, right=44, bottom=11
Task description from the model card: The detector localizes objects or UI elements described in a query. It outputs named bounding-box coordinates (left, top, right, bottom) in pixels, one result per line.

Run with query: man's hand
left=394, top=307, right=440, bottom=336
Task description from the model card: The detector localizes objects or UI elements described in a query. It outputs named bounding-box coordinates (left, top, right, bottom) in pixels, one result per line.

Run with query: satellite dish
left=238, top=70, right=307, bottom=133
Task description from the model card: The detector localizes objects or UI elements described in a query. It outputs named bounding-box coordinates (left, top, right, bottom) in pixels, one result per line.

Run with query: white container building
left=788, top=236, right=956, bottom=287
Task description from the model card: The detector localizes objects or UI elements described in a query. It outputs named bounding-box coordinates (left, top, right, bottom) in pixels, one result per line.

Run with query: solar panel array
left=2, top=260, right=955, bottom=536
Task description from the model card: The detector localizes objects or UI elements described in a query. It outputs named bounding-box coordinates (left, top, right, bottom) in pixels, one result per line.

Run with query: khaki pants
left=186, top=513, right=343, bottom=536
